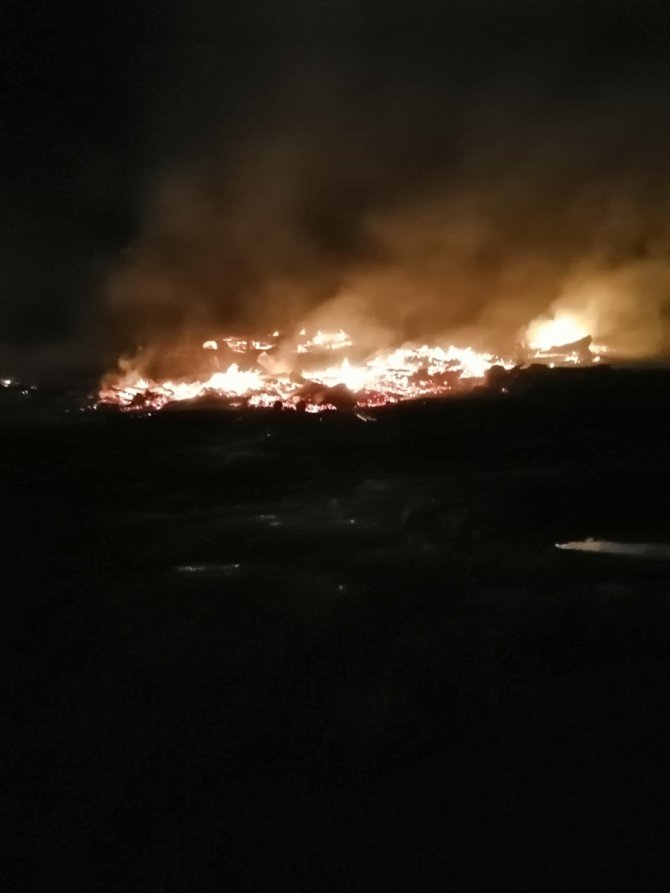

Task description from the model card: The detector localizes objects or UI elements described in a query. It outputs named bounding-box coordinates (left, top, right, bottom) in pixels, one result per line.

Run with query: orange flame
left=99, top=322, right=601, bottom=412
left=525, top=312, right=589, bottom=351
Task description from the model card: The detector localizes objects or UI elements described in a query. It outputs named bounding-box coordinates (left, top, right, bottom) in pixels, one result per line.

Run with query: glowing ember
left=296, top=329, right=353, bottom=353
left=98, top=328, right=514, bottom=412
left=222, top=336, right=249, bottom=353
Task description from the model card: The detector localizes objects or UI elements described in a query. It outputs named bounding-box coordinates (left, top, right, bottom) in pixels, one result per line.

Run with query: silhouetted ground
left=4, top=370, right=670, bottom=891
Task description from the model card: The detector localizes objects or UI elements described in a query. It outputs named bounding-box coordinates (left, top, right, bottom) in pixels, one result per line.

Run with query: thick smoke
left=106, top=1, right=669, bottom=360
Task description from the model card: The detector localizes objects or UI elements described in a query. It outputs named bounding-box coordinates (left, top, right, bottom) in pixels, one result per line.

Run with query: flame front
left=98, top=329, right=513, bottom=411
left=100, top=364, right=265, bottom=410
left=98, top=317, right=607, bottom=412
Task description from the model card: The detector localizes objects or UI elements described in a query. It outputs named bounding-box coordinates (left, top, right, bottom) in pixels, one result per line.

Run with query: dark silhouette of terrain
left=4, top=370, right=670, bottom=891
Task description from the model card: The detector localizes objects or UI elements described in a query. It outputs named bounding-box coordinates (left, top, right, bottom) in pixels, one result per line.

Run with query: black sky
left=2, top=1, right=668, bottom=363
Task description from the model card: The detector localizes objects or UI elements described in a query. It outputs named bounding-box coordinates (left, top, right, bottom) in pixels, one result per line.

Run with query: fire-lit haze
left=2, top=1, right=668, bottom=383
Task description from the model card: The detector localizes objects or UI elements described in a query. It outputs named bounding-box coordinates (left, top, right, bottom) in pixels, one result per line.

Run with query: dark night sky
left=1, top=1, right=668, bottom=366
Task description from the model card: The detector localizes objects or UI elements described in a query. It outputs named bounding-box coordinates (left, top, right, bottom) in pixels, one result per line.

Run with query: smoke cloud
left=108, top=89, right=669, bottom=358
left=11, top=1, right=667, bottom=369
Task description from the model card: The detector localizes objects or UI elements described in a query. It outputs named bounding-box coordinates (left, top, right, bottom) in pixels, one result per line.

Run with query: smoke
left=542, top=255, right=670, bottom=355
left=104, top=1, right=670, bottom=360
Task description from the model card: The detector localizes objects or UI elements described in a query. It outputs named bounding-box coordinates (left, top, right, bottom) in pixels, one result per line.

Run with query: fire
left=307, top=357, right=369, bottom=392
left=98, top=318, right=604, bottom=413
left=100, top=364, right=265, bottom=410
left=525, top=312, right=589, bottom=351
left=98, top=328, right=512, bottom=411
left=296, top=329, right=353, bottom=353
left=222, top=336, right=250, bottom=353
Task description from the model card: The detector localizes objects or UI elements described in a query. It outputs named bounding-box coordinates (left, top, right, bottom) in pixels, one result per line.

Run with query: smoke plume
left=103, top=2, right=670, bottom=360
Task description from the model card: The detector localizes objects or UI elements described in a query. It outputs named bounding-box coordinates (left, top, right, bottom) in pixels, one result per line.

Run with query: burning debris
left=97, top=311, right=609, bottom=413
left=97, top=328, right=514, bottom=412
left=522, top=311, right=608, bottom=366
left=525, top=311, right=590, bottom=352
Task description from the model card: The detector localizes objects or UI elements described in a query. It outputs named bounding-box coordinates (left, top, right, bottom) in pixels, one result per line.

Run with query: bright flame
left=222, top=336, right=249, bottom=353
left=526, top=312, right=589, bottom=351
left=98, top=328, right=514, bottom=412
left=99, top=363, right=264, bottom=410
left=306, top=357, right=369, bottom=392
left=296, top=329, right=353, bottom=353
left=98, top=317, right=600, bottom=414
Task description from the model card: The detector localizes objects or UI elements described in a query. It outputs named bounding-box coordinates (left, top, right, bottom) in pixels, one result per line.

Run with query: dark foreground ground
left=4, top=370, right=670, bottom=891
